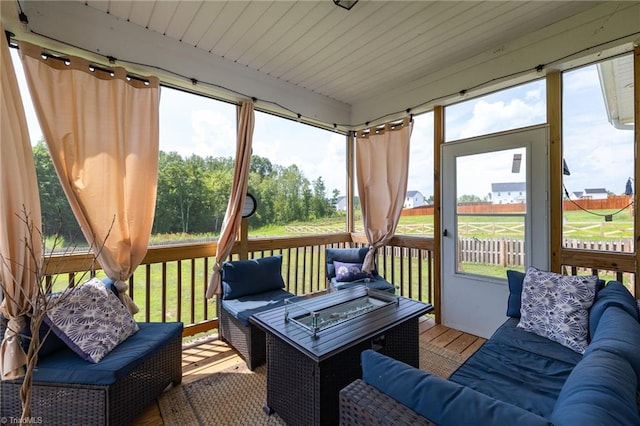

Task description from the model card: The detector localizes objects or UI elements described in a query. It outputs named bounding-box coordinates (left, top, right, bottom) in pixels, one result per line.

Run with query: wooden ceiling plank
left=256, top=2, right=337, bottom=76
left=147, top=1, right=180, bottom=35
left=177, top=2, right=223, bottom=44
left=106, top=0, right=133, bottom=21
left=309, top=1, right=475, bottom=100
left=85, top=0, right=109, bottom=14
left=128, top=0, right=156, bottom=30
left=199, top=2, right=252, bottom=53
left=233, top=2, right=297, bottom=66
left=289, top=1, right=436, bottom=89
left=217, top=1, right=274, bottom=60
left=244, top=2, right=322, bottom=72
left=277, top=1, right=391, bottom=83
left=315, top=2, right=566, bottom=103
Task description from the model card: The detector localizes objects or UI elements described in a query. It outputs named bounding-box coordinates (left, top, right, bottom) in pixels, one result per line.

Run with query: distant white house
left=570, top=191, right=584, bottom=200
left=404, top=191, right=426, bottom=208
left=490, top=182, right=526, bottom=204
left=582, top=188, right=608, bottom=200
left=334, top=196, right=360, bottom=211
left=334, top=196, right=348, bottom=211
left=568, top=188, right=609, bottom=200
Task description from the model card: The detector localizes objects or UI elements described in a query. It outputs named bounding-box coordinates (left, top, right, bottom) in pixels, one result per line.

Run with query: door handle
left=443, top=229, right=448, bottom=237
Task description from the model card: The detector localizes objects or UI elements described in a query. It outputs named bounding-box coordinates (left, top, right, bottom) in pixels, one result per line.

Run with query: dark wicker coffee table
left=250, top=286, right=433, bottom=426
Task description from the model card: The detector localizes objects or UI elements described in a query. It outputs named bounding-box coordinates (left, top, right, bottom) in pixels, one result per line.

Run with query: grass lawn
left=44, top=208, right=633, bottom=328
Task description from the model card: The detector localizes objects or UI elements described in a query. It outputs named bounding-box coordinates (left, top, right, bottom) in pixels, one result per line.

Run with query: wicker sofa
left=0, top=281, right=183, bottom=426
left=217, top=255, right=293, bottom=370
left=340, top=278, right=640, bottom=425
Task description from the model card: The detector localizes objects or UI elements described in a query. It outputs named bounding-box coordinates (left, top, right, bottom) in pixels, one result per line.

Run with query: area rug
left=419, top=340, right=470, bottom=378
left=158, top=343, right=470, bottom=425
left=158, top=363, right=285, bottom=426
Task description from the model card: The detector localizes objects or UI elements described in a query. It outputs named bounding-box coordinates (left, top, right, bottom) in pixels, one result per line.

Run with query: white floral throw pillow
left=517, top=267, right=597, bottom=354
left=45, top=278, right=139, bottom=363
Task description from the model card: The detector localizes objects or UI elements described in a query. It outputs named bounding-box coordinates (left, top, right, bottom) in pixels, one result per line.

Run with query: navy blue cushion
left=221, top=255, right=285, bottom=300
left=20, top=316, right=67, bottom=358
left=506, top=269, right=526, bottom=318
left=325, top=247, right=370, bottom=279
left=450, top=318, right=581, bottom=418
left=361, top=350, right=549, bottom=426
left=221, top=288, right=293, bottom=326
left=330, top=276, right=395, bottom=293
left=589, top=281, right=639, bottom=337
left=30, top=322, right=183, bottom=385
left=551, top=348, right=640, bottom=425
left=100, top=276, right=122, bottom=298
left=585, top=305, right=640, bottom=380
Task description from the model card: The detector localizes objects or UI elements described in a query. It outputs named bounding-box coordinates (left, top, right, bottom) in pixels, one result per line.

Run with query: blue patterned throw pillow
left=517, top=267, right=597, bottom=354
left=333, top=261, right=376, bottom=282
left=44, top=278, right=139, bottom=363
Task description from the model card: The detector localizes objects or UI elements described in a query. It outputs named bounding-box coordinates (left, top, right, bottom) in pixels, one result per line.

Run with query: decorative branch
left=0, top=207, right=112, bottom=421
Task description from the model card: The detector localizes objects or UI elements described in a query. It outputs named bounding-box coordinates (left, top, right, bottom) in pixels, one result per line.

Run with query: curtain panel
left=356, top=117, right=412, bottom=272
left=18, top=42, right=161, bottom=314
left=0, top=28, right=44, bottom=379
left=206, top=102, right=255, bottom=298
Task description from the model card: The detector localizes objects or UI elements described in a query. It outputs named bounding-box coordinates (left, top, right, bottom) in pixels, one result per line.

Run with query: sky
left=11, top=49, right=634, bottom=201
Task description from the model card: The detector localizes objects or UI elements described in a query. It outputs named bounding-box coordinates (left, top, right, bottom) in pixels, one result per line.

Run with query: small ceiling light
left=333, top=0, right=358, bottom=10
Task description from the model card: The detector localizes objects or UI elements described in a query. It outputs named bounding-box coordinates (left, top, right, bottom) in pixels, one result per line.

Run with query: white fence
left=459, top=238, right=634, bottom=267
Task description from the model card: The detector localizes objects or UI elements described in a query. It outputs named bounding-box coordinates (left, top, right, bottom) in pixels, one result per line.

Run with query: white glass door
left=441, top=125, right=548, bottom=337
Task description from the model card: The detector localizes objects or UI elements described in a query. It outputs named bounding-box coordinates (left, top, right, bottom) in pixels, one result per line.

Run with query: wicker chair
left=217, top=297, right=267, bottom=370
left=340, top=379, right=435, bottom=425
left=0, top=314, right=183, bottom=426
left=216, top=255, right=293, bottom=370
left=325, top=247, right=396, bottom=293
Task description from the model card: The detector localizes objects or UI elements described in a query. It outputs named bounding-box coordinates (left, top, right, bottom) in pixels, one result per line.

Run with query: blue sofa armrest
left=361, top=350, right=551, bottom=426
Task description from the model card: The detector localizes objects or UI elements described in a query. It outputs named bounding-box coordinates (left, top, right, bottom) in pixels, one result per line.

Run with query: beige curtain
left=206, top=102, right=255, bottom=298
left=0, top=28, right=43, bottom=379
left=356, top=118, right=412, bottom=272
left=19, top=42, right=161, bottom=314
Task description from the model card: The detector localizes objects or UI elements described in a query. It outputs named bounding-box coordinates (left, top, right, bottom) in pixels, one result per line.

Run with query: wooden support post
left=434, top=105, right=444, bottom=324
left=239, top=218, right=249, bottom=260
left=547, top=71, right=563, bottom=273
left=634, top=45, right=640, bottom=297
left=347, top=131, right=355, bottom=237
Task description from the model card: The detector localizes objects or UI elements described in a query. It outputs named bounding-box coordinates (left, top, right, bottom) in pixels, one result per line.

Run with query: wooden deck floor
left=133, top=316, right=485, bottom=425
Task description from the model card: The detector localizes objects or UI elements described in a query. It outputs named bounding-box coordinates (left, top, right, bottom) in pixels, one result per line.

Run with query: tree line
left=33, top=142, right=340, bottom=243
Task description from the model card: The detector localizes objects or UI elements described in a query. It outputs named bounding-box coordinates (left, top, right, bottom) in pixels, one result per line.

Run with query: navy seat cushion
left=221, top=288, right=294, bottom=326
left=551, top=349, right=640, bottom=425
left=361, top=350, right=549, bottom=426
left=589, top=281, right=639, bottom=337
left=30, top=322, right=183, bottom=386
left=222, top=255, right=285, bottom=300
left=330, top=276, right=395, bottom=293
left=449, top=318, right=581, bottom=418
left=325, top=247, right=370, bottom=279
left=20, top=316, right=67, bottom=358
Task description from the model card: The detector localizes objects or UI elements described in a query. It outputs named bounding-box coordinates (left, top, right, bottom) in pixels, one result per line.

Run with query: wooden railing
left=42, top=233, right=436, bottom=337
